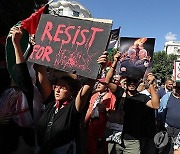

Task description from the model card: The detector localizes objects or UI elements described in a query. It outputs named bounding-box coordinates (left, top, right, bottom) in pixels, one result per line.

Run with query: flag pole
left=48, top=0, right=54, bottom=5
left=117, top=26, right=121, bottom=51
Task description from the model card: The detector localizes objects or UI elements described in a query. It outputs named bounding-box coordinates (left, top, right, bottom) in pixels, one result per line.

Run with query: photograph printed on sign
left=118, top=37, right=155, bottom=79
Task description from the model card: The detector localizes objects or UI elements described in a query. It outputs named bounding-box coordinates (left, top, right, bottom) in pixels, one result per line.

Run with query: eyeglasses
left=54, top=85, right=70, bottom=91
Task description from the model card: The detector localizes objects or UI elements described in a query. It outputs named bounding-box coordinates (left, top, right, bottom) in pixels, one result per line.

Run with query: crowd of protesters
left=0, top=25, right=180, bottom=154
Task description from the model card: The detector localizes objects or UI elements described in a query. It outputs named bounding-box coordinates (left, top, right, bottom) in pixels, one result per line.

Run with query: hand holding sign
left=97, top=51, right=108, bottom=68
left=114, top=51, right=121, bottom=62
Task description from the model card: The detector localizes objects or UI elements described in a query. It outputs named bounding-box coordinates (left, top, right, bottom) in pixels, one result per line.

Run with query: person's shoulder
left=115, top=86, right=124, bottom=95
left=121, top=58, right=129, bottom=64
left=136, top=59, right=142, bottom=63
left=158, top=87, right=165, bottom=91
left=140, top=89, right=150, bottom=97
left=137, top=92, right=149, bottom=97
left=137, top=92, right=151, bottom=102
left=162, top=91, right=172, bottom=99
left=158, top=87, right=165, bottom=94
left=160, top=92, right=172, bottom=107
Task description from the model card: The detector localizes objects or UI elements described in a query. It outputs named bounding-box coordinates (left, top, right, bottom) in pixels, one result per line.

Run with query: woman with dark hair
left=10, top=26, right=108, bottom=154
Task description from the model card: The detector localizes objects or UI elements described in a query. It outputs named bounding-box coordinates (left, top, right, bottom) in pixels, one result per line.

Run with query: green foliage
left=108, top=48, right=118, bottom=62
left=152, top=51, right=178, bottom=82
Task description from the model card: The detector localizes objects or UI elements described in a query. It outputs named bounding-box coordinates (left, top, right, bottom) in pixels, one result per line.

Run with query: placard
left=118, top=37, right=155, bottom=79
left=28, top=14, right=112, bottom=79
left=174, top=60, right=180, bottom=81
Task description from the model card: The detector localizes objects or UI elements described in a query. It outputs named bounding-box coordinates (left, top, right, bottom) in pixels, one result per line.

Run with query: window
left=174, top=47, right=180, bottom=54
left=177, top=49, right=180, bottom=54
left=72, top=10, right=79, bottom=17
left=174, top=47, right=178, bottom=52
left=51, top=8, right=63, bottom=16
left=58, top=9, right=63, bottom=15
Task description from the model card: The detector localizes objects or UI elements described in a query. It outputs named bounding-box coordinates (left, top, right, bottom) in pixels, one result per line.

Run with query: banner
left=29, top=14, right=112, bottom=79
left=118, top=37, right=155, bottom=79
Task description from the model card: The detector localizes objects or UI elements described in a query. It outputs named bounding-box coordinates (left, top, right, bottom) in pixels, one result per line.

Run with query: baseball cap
left=98, top=78, right=107, bottom=84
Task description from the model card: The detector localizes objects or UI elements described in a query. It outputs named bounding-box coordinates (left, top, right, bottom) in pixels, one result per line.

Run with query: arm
left=11, top=26, right=34, bottom=116
left=75, top=52, right=108, bottom=112
left=105, top=52, right=121, bottom=93
left=33, top=64, right=52, bottom=101
left=11, top=26, right=25, bottom=64
left=11, top=26, right=52, bottom=102
left=146, top=73, right=160, bottom=109
left=75, top=79, right=96, bottom=112
left=157, top=93, right=170, bottom=125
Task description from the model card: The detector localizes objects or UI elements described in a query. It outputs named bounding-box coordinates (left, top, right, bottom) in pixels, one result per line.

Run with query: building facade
left=164, top=41, right=180, bottom=59
left=49, top=0, right=92, bottom=18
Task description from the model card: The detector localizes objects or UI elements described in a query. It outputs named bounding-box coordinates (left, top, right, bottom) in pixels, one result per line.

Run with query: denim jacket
left=157, top=92, right=172, bottom=127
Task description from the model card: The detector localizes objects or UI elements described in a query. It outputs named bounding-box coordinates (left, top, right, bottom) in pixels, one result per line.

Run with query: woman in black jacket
left=10, top=26, right=108, bottom=154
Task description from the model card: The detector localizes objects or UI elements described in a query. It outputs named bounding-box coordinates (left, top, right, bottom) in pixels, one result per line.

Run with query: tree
left=151, top=51, right=178, bottom=83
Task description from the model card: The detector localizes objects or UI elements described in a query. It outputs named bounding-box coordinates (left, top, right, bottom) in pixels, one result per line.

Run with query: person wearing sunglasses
left=105, top=51, right=160, bottom=154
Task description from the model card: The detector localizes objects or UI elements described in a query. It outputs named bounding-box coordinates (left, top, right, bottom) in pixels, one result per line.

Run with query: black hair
left=126, top=77, right=140, bottom=84
left=57, top=76, right=80, bottom=93
left=165, top=78, right=173, bottom=83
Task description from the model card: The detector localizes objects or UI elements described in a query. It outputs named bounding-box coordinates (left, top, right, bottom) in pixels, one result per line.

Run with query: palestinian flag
left=110, top=28, right=120, bottom=40
left=6, top=5, right=48, bottom=84
left=106, top=27, right=120, bottom=53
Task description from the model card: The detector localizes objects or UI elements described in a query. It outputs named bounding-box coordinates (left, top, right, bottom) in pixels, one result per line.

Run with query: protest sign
left=118, top=37, right=155, bottom=79
left=28, top=14, right=112, bottom=79
left=174, top=60, right=180, bottom=82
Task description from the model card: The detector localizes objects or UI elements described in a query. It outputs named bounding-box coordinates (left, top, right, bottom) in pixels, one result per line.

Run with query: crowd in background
left=0, top=26, right=180, bottom=154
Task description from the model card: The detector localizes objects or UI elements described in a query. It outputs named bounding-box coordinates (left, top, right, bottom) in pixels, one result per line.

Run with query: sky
left=72, top=0, right=180, bottom=52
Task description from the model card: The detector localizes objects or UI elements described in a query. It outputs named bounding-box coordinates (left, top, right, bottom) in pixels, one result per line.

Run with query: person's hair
left=128, top=48, right=136, bottom=56
left=139, top=49, right=147, bottom=57
left=56, top=76, right=80, bottom=93
left=165, top=78, right=173, bottom=84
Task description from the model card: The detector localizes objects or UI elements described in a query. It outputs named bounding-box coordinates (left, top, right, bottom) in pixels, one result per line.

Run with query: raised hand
left=10, top=26, right=23, bottom=45
left=114, top=51, right=121, bottom=62
left=147, top=73, right=155, bottom=85
left=97, top=51, right=108, bottom=64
